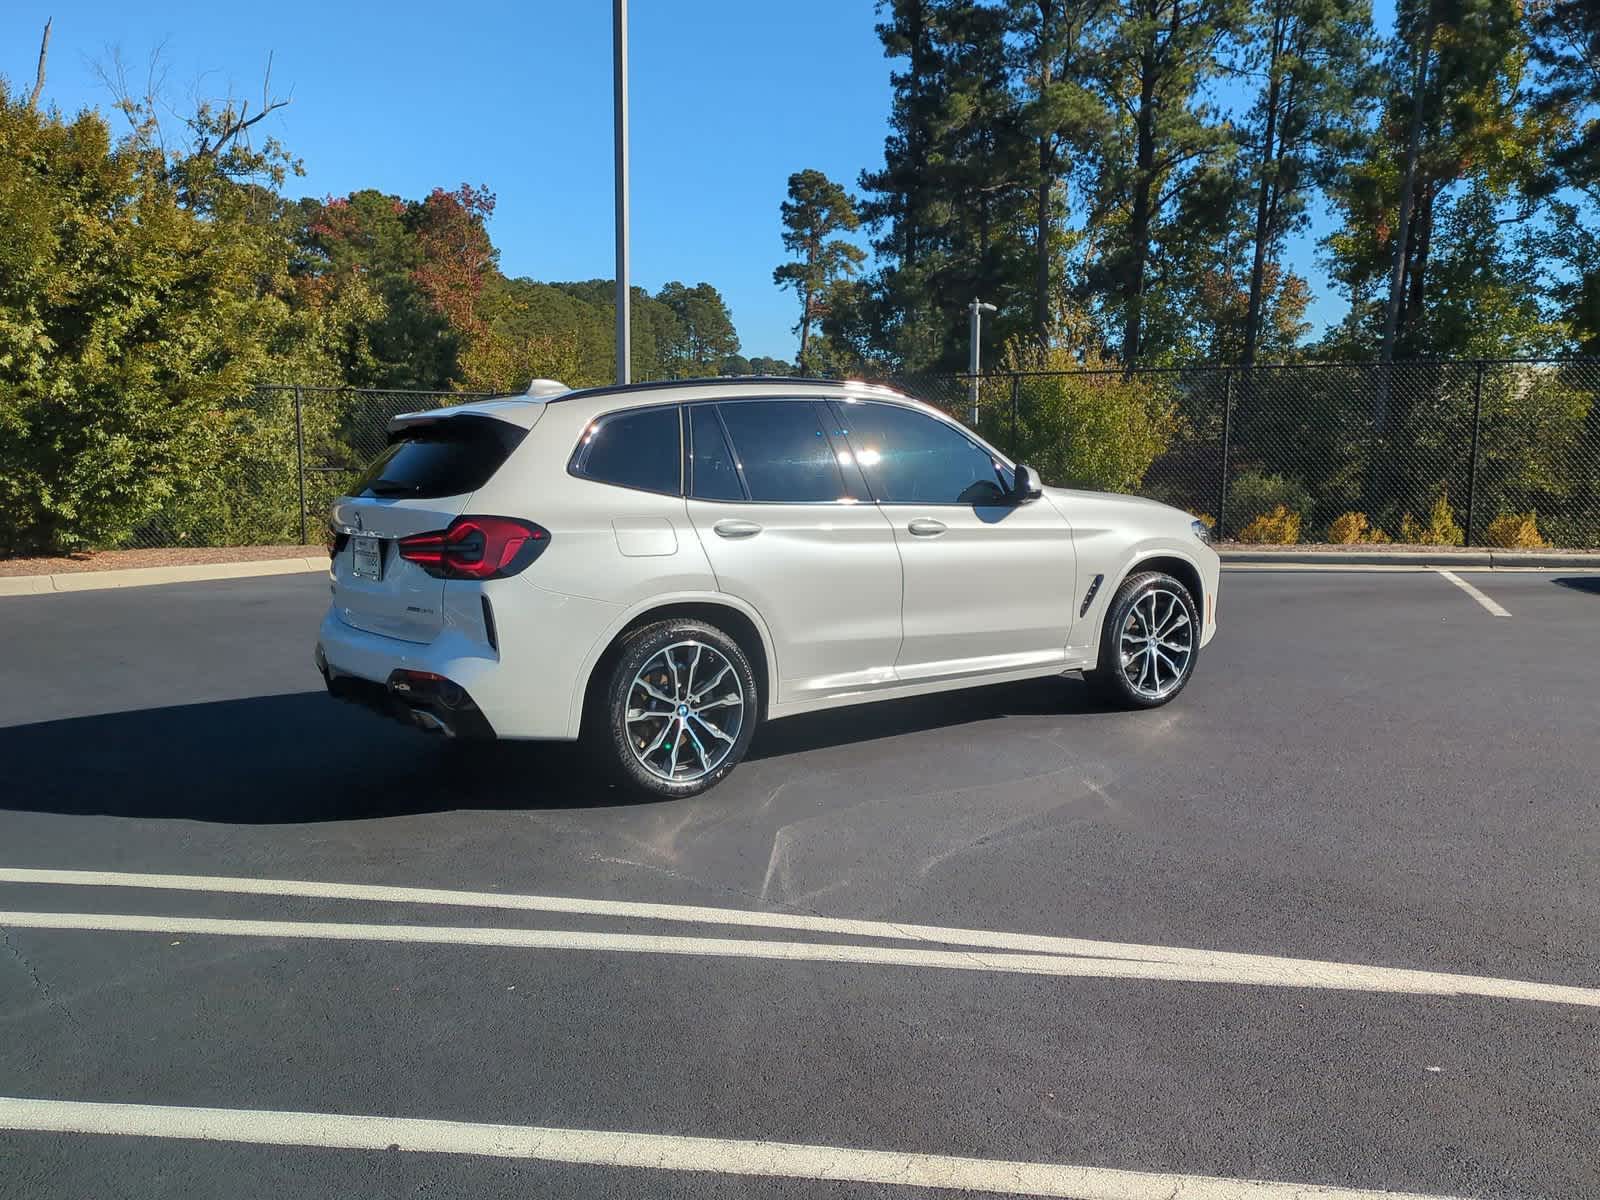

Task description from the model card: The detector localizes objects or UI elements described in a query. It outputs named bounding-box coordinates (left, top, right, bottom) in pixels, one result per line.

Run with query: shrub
left=1237, top=504, right=1302, bottom=544
left=1227, top=470, right=1312, bottom=531
left=1327, top=511, right=1390, bottom=544
left=1398, top=494, right=1465, bottom=546
left=1484, top=512, right=1546, bottom=549
left=988, top=317, right=1179, bottom=493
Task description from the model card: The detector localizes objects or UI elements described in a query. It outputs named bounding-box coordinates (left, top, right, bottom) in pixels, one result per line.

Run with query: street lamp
left=968, top=299, right=997, bottom=425
left=613, top=0, right=630, bottom=385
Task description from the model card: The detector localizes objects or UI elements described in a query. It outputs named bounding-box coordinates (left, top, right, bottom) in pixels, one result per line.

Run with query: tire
left=595, top=618, right=759, bottom=799
left=1086, top=570, right=1200, bottom=709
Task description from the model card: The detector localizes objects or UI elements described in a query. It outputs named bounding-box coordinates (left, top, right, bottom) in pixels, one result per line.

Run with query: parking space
left=1, top=568, right=1597, bottom=1198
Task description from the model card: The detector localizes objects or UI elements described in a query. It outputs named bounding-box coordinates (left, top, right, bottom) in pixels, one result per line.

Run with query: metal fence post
left=1216, top=367, right=1234, bottom=538
left=293, top=385, right=308, bottom=546
left=1464, top=361, right=1485, bottom=545
left=1009, top=374, right=1020, bottom=456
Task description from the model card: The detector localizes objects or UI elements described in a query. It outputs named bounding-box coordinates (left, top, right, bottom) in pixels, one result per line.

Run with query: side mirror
left=1012, top=464, right=1043, bottom=504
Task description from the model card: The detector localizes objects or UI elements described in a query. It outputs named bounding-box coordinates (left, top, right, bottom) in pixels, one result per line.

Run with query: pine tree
left=773, top=170, right=866, bottom=372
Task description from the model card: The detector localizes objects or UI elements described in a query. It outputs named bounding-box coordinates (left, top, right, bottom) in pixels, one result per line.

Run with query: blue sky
left=10, top=1, right=1393, bottom=360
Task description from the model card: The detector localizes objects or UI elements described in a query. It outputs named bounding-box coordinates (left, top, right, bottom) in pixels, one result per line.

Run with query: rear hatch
left=330, top=412, right=531, bottom=643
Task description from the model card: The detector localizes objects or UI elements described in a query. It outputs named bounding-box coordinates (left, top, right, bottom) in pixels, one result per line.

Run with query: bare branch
left=29, top=17, right=52, bottom=109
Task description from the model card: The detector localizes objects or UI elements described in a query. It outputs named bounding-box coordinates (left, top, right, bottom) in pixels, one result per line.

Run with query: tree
left=0, top=83, right=316, bottom=552
left=1085, top=0, right=1250, bottom=367
left=656, top=282, right=740, bottom=375
left=1239, top=0, right=1374, bottom=366
left=1325, top=0, right=1556, bottom=364
left=773, top=169, right=865, bottom=371
left=1007, top=0, right=1112, bottom=340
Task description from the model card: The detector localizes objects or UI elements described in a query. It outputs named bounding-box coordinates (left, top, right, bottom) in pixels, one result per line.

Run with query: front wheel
left=1087, top=571, right=1200, bottom=709
left=596, top=618, right=759, bottom=799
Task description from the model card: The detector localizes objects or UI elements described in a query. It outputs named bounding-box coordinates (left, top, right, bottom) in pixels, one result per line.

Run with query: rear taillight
left=397, top=516, right=549, bottom=580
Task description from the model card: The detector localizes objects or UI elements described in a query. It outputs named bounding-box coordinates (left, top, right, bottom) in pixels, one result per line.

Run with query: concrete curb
left=1221, top=549, right=1600, bottom=568
left=0, top=557, right=327, bottom=598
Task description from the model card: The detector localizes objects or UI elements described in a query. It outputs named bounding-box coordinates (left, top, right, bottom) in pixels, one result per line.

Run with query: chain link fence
left=123, top=361, right=1600, bottom=550
left=905, top=360, right=1600, bottom=548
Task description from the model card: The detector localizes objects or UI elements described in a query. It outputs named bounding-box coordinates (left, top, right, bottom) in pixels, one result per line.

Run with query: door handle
left=907, top=518, right=948, bottom=537
left=713, top=519, right=763, bottom=539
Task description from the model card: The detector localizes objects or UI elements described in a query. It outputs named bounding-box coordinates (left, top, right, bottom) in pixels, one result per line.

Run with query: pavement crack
left=0, top=924, right=81, bottom=1030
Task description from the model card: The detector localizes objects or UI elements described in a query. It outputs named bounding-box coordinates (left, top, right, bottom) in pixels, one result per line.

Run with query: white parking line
left=1431, top=568, right=1512, bottom=617
left=3, top=909, right=1597, bottom=1008
left=0, top=1096, right=1469, bottom=1199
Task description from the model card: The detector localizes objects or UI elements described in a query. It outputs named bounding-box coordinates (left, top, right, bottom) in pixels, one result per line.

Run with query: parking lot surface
left=1, top=568, right=1597, bottom=1199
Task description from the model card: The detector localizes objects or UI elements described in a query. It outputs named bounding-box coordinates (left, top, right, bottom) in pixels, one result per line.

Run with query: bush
left=1398, top=494, right=1465, bottom=546
left=1484, top=512, right=1546, bottom=549
left=986, top=318, right=1179, bottom=493
left=1237, top=504, right=1302, bottom=544
left=1227, top=470, right=1312, bottom=531
left=1327, top=511, right=1390, bottom=544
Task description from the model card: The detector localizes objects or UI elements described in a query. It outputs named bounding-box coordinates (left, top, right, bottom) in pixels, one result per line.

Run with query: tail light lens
left=397, top=516, right=549, bottom=580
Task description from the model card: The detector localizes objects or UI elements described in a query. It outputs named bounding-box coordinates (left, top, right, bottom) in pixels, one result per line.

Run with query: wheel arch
left=1121, top=552, right=1205, bottom=616
left=573, top=595, right=776, bottom=739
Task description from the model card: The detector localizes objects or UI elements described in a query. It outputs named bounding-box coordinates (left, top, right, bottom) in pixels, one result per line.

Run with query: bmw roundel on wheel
left=315, top=376, right=1220, bottom=798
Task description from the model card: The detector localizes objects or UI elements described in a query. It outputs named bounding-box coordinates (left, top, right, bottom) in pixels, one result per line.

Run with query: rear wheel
left=597, top=619, right=759, bottom=799
left=1087, top=571, right=1200, bottom=709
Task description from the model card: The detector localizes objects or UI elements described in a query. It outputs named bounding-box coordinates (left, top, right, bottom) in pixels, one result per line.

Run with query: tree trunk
left=1034, top=0, right=1057, bottom=341
left=1242, top=8, right=1286, bottom=368
left=1378, top=2, right=1437, bottom=417
left=1123, top=58, right=1158, bottom=368
left=1402, top=176, right=1435, bottom=344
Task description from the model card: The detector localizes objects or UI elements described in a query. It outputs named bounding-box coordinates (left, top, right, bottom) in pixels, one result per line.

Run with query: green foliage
left=774, top=169, right=865, bottom=372
left=0, top=86, right=323, bottom=554
left=1226, top=470, right=1313, bottom=530
left=983, top=319, right=1178, bottom=492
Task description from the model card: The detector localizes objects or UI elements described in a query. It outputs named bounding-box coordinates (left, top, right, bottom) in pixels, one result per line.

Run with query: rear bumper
left=315, top=584, right=616, bottom=740
left=317, top=645, right=495, bottom=740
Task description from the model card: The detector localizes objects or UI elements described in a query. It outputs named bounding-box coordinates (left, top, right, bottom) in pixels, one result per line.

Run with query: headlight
left=1191, top=519, right=1213, bottom=545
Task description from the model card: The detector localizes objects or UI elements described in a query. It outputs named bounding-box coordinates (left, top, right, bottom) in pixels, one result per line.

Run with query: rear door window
left=571, top=405, right=682, bottom=495
left=350, top=415, right=527, bottom=500
left=716, top=400, right=848, bottom=503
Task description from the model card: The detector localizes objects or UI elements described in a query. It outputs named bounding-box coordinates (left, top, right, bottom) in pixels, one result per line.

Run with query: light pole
left=968, top=299, right=997, bottom=425
left=613, top=0, right=630, bottom=385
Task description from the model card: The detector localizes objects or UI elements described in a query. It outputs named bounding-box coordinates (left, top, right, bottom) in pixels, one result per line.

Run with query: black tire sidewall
left=602, top=619, right=759, bottom=799
left=1094, top=571, right=1200, bottom=709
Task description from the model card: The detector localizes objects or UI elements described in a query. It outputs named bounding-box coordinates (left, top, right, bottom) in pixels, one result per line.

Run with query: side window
left=716, top=400, right=848, bottom=503
left=571, top=406, right=681, bottom=495
left=836, top=401, right=1010, bottom=505
left=688, top=405, right=746, bottom=501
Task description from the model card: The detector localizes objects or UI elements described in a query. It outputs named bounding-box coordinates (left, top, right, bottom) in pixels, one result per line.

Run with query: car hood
left=1041, top=485, right=1201, bottom=538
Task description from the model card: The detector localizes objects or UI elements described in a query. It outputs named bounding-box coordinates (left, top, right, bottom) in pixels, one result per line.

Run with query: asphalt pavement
left=0, top=567, right=1596, bottom=1199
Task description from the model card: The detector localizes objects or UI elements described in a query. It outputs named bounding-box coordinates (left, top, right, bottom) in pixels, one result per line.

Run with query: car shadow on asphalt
left=0, top=676, right=1103, bottom=824
left=1552, top=576, right=1600, bottom=595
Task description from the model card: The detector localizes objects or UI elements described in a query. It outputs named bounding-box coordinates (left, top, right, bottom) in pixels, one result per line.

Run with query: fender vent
left=1079, top=574, right=1105, bottom=618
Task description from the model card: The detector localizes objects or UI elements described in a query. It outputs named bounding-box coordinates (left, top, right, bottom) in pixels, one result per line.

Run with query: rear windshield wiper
left=364, top=481, right=422, bottom=497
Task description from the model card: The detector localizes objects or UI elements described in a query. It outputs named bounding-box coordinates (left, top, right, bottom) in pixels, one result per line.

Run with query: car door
left=685, top=398, right=904, bottom=704
left=830, top=399, right=1076, bottom=682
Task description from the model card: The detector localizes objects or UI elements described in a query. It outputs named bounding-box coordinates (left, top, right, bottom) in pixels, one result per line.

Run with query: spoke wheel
left=1116, top=586, right=1195, bottom=701
left=624, top=640, right=746, bottom=784
left=1088, top=571, right=1201, bottom=710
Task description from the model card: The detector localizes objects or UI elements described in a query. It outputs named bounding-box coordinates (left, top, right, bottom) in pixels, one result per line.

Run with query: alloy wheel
left=625, top=640, right=746, bottom=782
left=1118, top=587, right=1194, bottom=701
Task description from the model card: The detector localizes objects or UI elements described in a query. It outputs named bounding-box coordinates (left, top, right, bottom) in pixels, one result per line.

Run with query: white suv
left=316, top=377, right=1219, bottom=797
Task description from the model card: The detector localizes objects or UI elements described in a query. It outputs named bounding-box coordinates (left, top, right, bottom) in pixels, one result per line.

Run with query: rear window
left=570, top=405, right=682, bottom=495
left=350, top=415, right=527, bottom=500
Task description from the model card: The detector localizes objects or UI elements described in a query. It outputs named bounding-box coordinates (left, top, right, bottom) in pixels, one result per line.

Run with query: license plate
left=351, top=535, right=383, bottom=581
